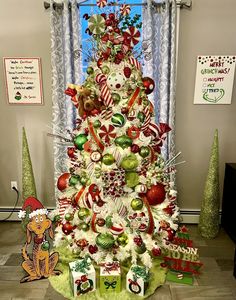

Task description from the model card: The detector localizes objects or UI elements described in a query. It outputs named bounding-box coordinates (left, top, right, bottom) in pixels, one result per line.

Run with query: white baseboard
left=0, top=207, right=221, bottom=224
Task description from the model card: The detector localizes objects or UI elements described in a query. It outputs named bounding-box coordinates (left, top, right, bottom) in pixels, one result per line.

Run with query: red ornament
left=76, top=239, right=89, bottom=249
left=131, top=144, right=140, bottom=153
left=96, top=218, right=105, bottom=226
left=124, top=67, right=131, bottom=78
left=57, top=173, right=70, bottom=191
left=142, top=77, right=155, bottom=95
left=151, top=247, right=162, bottom=257
left=67, top=147, right=76, bottom=159
left=127, top=126, right=140, bottom=140
left=62, top=222, right=74, bottom=235
left=146, top=183, right=166, bottom=206
left=89, top=244, right=98, bottom=254
left=97, top=58, right=103, bottom=68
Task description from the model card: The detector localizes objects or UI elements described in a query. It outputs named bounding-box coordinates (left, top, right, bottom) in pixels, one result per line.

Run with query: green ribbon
left=73, top=256, right=91, bottom=274
left=104, top=281, right=117, bottom=289
left=131, top=266, right=150, bottom=282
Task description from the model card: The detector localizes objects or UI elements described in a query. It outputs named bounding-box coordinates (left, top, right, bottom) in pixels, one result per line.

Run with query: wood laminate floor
left=0, top=222, right=235, bottom=299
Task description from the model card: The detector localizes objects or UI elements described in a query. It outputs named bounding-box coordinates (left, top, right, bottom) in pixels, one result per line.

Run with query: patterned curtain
left=50, top=0, right=82, bottom=197
left=142, top=0, right=176, bottom=161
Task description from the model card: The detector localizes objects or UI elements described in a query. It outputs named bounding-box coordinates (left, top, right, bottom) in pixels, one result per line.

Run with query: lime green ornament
left=96, top=233, right=115, bottom=249
left=102, top=153, right=115, bottom=165
left=112, top=93, right=121, bottom=103
left=135, top=243, right=146, bottom=254
left=74, top=134, right=88, bottom=150
left=65, top=213, right=73, bottom=221
left=41, top=241, right=50, bottom=251
left=79, top=222, right=90, bottom=231
left=137, top=112, right=145, bottom=123
left=125, top=171, right=140, bottom=187
left=88, top=15, right=105, bottom=35
left=53, top=215, right=61, bottom=223
left=105, top=216, right=113, bottom=228
left=131, top=198, right=143, bottom=210
left=139, top=146, right=150, bottom=158
left=117, top=233, right=129, bottom=246
left=79, top=176, right=88, bottom=186
left=115, top=135, right=133, bottom=149
left=101, top=65, right=110, bottom=74
left=69, top=175, right=80, bottom=186
left=93, top=120, right=101, bottom=128
left=78, top=208, right=90, bottom=220
left=120, top=154, right=139, bottom=171
left=111, top=113, right=125, bottom=127
left=86, top=66, right=94, bottom=75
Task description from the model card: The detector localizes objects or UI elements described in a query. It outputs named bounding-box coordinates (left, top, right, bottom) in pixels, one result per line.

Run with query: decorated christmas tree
left=51, top=3, right=181, bottom=281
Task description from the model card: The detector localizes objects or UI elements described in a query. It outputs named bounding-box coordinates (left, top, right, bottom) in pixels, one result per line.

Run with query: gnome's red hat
left=18, top=196, right=48, bottom=219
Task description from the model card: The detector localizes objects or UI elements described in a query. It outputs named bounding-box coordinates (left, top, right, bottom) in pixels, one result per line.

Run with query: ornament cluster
left=51, top=3, right=180, bottom=272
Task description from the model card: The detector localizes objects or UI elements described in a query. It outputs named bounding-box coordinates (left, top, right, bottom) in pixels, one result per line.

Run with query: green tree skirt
left=49, top=247, right=167, bottom=299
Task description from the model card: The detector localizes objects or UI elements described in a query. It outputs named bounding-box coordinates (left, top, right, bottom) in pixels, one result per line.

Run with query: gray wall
left=176, top=0, right=236, bottom=210
left=0, top=0, right=236, bottom=214
left=0, top=0, right=54, bottom=208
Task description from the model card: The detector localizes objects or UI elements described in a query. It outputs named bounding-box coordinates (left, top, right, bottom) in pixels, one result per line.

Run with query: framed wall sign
left=194, top=55, right=236, bottom=104
left=3, top=57, right=43, bottom=105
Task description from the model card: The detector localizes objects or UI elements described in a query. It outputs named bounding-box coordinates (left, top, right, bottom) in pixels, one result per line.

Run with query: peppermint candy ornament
left=88, top=15, right=105, bottom=35
left=123, top=26, right=140, bottom=48
left=120, top=4, right=131, bottom=16
left=99, top=125, right=116, bottom=145
left=96, top=0, right=107, bottom=8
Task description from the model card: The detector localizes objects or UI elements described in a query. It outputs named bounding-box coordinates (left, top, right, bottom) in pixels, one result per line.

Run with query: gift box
left=69, top=256, right=96, bottom=297
left=126, top=265, right=150, bottom=296
left=99, top=261, right=121, bottom=293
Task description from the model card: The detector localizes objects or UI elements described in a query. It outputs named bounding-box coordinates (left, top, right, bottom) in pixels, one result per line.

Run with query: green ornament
left=78, top=208, right=90, bottom=220
left=112, top=93, right=121, bottom=103
left=105, top=216, right=113, bottom=228
left=131, top=198, right=143, bottom=210
left=101, top=65, right=110, bottom=74
left=41, top=240, right=50, bottom=251
left=79, top=176, right=88, bottom=186
left=79, top=222, right=90, bottom=231
left=117, top=233, right=129, bottom=246
left=120, top=154, right=139, bottom=171
left=139, top=146, right=150, bottom=158
left=93, top=120, right=101, bottom=128
left=126, top=171, right=140, bottom=187
left=115, top=135, right=133, bottom=149
left=74, top=134, right=88, bottom=150
left=86, top=66, right=94, bottom=75
left=137, top=112, right=145, bottom=123
left=69, top=175, right=80, bottom=186
left=96, top=233, right=115, bottom=249
left=65, top=213, right=73, bottom=221
left=53, top=215, right=61, bottom=222
left=111, top=113, right=125, bottom=127
left=102, top=153, right=115, bottom=165
left=135, top=243, right=146, bottom=254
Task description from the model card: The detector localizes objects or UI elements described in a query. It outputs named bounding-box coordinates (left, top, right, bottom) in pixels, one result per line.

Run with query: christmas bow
left=73, top=256, right=91, bottom=274
left=104, top=281, right=117, bottom=289
left=131, top=266, right=150, bottom=282
left=100, top=262, right=120, bottom=274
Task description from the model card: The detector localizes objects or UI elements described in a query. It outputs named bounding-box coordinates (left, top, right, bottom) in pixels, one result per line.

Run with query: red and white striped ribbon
left=141, top=106, right=151, bottom=131
left=95, top=73, right=113, bottom=107
left=58, top=198, right=71, bottom=217
left=101, top=109, right=113, bottom=120
left=128, top=56, right=141, bottom=70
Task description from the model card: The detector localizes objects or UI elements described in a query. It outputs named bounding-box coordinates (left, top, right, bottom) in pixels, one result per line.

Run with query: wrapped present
left=100, top=261, right=121, bottom=293
left=69, top=256, right=96, bottom=297
left=126, top=265, right=150, bottom=296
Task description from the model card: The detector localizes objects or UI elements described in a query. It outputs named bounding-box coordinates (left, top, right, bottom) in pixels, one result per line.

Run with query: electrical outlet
left=11, top=181, right=18, bottom=190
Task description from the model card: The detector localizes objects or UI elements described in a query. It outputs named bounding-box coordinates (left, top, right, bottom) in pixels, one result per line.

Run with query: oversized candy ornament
left=142, top=77, right=155, bottom=95
left=107, top=72, right=126, bottom=91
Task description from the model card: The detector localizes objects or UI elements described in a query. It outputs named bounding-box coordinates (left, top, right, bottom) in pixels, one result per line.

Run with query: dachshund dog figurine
left=19, top=197, right=61, bottom=283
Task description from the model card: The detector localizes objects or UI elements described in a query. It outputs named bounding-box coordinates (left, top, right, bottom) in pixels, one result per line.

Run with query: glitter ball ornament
left=131, top=198, right=143, bottom=210
left=62, top=222, right=74, bottom=235
left=112, top=93, right=121, bottom=103
left=146, top=183, right=166, bottom=206
left=79, top=222, right=90, bottom=231
left=96, top=233, right=115, bottom=249
left=65, top=213, right=73, bottom=221
left=151, top=247, right=162, bottom=257
left=120, top=154, right=139, bottom=171
left=57, top=173, right=70, bottom=191
left=117, top=233, right=129, bottom=246
left=139, top=146, right=150, bottom=158
left=131, top=144, right=140, bottom=153
left=102, top=153, right=115, bottom=165
left=93, top=120, right=101, bottom=128
left=96, top=218, right=105, bottom=227
left=74, top=134, right=88, bottom=150
left=69, top=175, right=80, bottom=186
left=88, top=244, right=98, bottom=254
left=86, top=66, right=94, bottom=75
left=78, top=207, right=90, bottom=220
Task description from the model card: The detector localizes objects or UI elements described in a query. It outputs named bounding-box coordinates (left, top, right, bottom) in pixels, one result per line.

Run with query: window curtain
left=50, top=0, right=82, bottom=196
left=142, top=0, right=176, bottom=161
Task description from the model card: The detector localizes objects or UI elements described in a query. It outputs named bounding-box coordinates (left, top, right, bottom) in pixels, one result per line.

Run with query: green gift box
left=99, top=262, right=121, bottom=294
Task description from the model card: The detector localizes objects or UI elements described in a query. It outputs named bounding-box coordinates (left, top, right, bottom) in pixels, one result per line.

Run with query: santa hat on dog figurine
left=18, top=196, right=48, bottom=219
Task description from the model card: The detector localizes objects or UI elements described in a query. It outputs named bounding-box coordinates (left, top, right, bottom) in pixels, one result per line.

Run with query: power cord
left=0, top=187, right=20, bottom=221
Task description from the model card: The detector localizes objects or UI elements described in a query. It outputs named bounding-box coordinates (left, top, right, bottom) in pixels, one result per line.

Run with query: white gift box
left=126, top=265, right=149, bottom=297
left=69, top=258, right=96, bottom=297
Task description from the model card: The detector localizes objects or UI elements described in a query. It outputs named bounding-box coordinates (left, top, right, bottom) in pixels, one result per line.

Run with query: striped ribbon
left=95, top=73, right=113, bottom=107
left=58, top=198, right=71, bottom=217
left=74, top=186, right=86, bottom=206
left=89, top=120, right=105, bottom=152
left=127, top=87, right=140, bottom=111
left=128, top=56, right=141, bottom=70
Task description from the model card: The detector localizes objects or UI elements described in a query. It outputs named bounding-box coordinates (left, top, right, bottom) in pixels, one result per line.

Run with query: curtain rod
left=44, top=0, right=192, bottom=10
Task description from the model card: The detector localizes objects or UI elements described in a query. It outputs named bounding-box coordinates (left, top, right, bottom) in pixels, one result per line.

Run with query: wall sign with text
left=3, top=57, right=43, bottom=104
left=194, top=55, right=236, bottom=104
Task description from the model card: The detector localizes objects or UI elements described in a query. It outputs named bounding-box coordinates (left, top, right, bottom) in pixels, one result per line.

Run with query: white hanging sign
left=3, top=57, right=43, bottom=105
left=194, top=55, right=236, bottom=104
